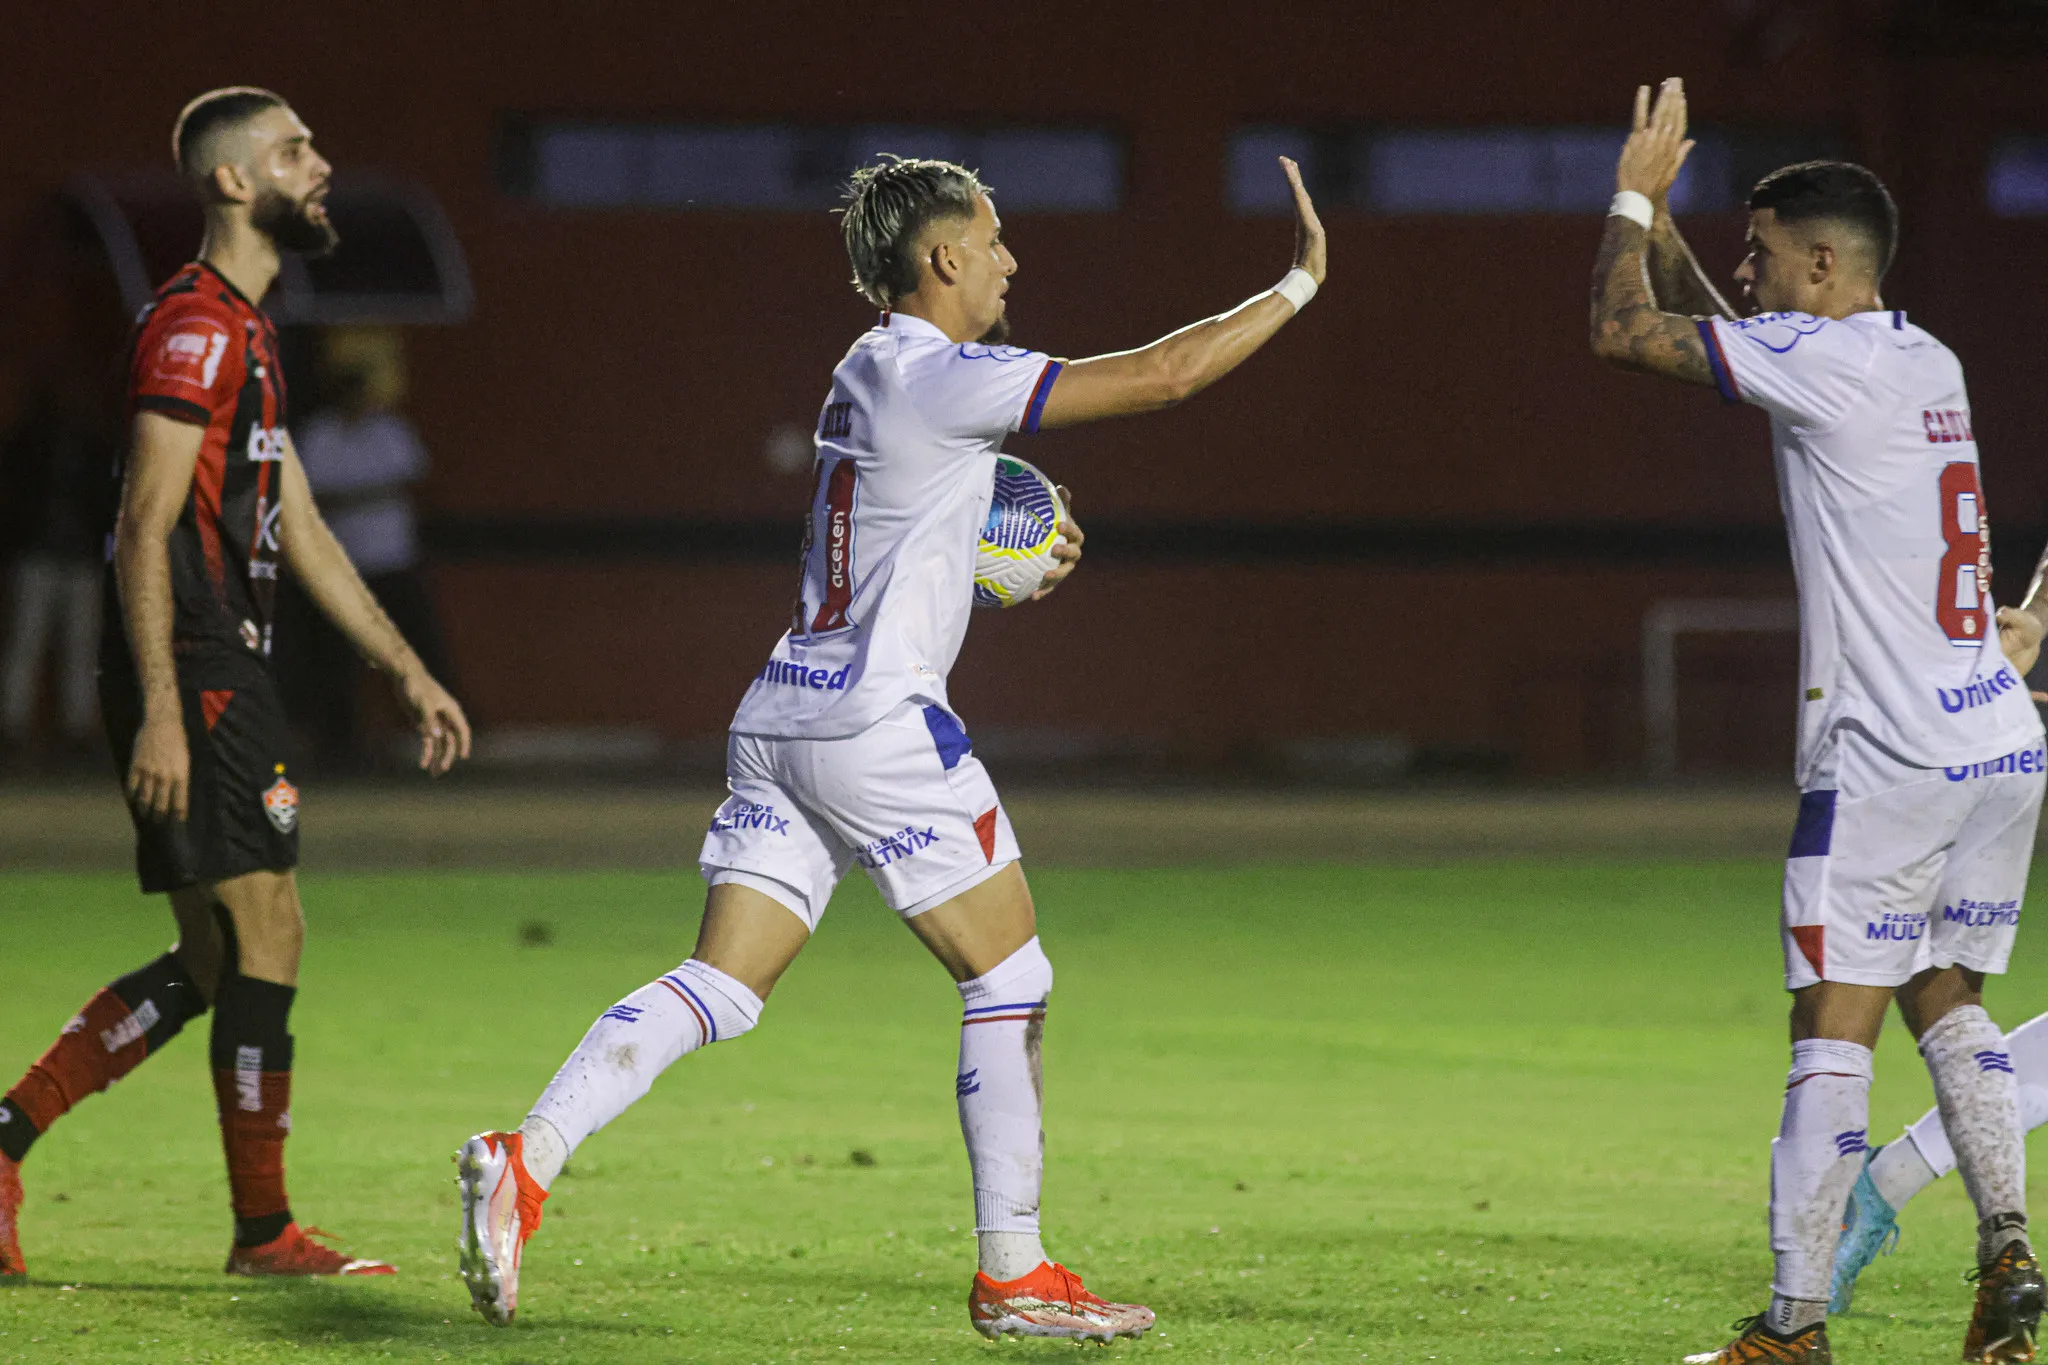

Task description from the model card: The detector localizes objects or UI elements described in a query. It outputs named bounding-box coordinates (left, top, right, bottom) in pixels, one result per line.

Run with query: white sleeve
left=1699, top=313, right=1877, bottom=429
left=900, top=341, right=1063, bottom=441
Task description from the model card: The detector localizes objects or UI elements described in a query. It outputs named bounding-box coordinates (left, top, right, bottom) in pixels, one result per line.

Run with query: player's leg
left=1691, top=760, right=1938, bottom=1364
left=839, top=703, right=1150, bottom=1342
left=1902, top=761, right=2045, bottom=1362
left=0, top=886, right=218, bottom=1279
left=1856, top=1009, right=2048, bottom=1221
left=0, top=672, right=233, bottom=1279
left=457, top=736, right=833, bottom=1325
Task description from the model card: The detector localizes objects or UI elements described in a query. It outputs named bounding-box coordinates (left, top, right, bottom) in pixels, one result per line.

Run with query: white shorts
left=697, top=701, right=1021, bottom=931
left=1781, top=730, right=2045, bottom=990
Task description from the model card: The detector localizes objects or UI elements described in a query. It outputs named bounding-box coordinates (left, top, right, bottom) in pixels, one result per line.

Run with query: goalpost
left=1641, top=598, right=1799, bottom=779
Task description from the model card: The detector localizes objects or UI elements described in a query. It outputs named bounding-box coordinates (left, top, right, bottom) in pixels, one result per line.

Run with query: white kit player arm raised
left=1589, top=82, right=1718, bottom=388
left=1034, top=156, right=1326, bottom=429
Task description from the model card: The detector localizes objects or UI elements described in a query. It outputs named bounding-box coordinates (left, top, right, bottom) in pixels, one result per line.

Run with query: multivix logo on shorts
left=1864, top=911, right=1926, bottom=942
left=1944, top=898, right=2020, bottom=928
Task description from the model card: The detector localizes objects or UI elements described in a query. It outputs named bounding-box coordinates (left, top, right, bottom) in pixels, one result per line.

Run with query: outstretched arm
left=1998, top=543, right=2048, bottom=690
left=276, top=437, right=471, bottom=774
left=1036, top=158, right=1326, bottom=429
left=1590, top=79, right=1716, bottom=387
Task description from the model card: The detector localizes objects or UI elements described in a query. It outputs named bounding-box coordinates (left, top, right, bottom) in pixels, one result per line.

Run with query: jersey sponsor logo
left=819, top=401, right=853, bottom=439
left=709, top=801, right=792, bottom=836
left=1727, top=311, right=1829, bottom=353
left=262, top=771, right=299, bottom=833
left=153, top=325, right=229, bottom=388
left=1943, top=897, right=2020, bottom=928
left=759, top=658, right=850, bottom=691
left=1944, top=746, right=2045, bottom=782
left=247, top=426, right=285, bottom=462
left=809, top=460, right=859, bottom=633
left=1863, top=910, right=1926, bottom=943
left=1935, top=665, right=2022, bottom=714
left=240, top=619, right=263, bottom=652
left=255, top=497, right=282, bottom=552
left=955, top=343, right=1036, bottom=363
left=853, top=824, right=940, bottom=869
left=1924, top=408, right=1975, bottom=444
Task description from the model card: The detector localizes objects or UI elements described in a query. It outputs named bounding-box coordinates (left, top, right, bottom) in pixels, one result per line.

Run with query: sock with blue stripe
left=523, top=959, right=762, bottom=1189
left=956, top=937, right=1053, bottom=1282
left=1768, top=1037, right=1873, bottom=1330
left=1919, top=1004, right=2028, bottom=1266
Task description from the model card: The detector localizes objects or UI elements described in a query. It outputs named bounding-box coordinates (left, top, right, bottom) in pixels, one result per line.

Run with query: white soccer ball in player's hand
left=973, top=456, right=1066, bottom=609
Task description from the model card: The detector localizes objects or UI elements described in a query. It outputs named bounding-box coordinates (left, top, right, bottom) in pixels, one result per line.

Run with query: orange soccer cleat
left=1965, top=1240, right=2048, bottom=1363
left=0, top=1153, right=24, bottom=1280
left=1683, top=1315, right=1832, bottom=1364
left=969, top=1260, right=1155, bottom=1342
left=225, top=1222, right=395, bottom=1277
left=455, top=1130, right=547, bottom=1326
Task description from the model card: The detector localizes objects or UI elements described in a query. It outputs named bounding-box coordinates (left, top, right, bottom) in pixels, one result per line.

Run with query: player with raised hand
left=455, top=154, right=1326, bottom=1340
left=0, top=87, right=470, bottom=1282
left=1590, top=79, right=2046, bottom=1364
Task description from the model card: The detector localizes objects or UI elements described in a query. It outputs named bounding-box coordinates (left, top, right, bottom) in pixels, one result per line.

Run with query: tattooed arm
left=1589, top=77, right=1715, bottom=387
left=1646, top=209, right=1735, bottom=320
left=1589, top=215, right=1715, bottom=385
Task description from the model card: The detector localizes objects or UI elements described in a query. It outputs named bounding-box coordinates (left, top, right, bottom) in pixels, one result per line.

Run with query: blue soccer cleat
left=1829, top=1153, right=1901, bottom=1314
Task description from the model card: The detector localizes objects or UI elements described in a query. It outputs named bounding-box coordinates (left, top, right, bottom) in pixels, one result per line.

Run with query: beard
left=252, top=185, right=339, bottom=258
left=976, top=312, right=1012, bottom=346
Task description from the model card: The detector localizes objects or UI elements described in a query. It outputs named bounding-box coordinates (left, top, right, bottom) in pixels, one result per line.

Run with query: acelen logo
left=247, top=426, right=285, bottom=463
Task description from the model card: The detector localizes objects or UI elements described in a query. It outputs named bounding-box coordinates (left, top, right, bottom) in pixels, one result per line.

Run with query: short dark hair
left=840, top=156, right=990, bottom=308
left=1748, top=160, right=1899, bottom=277
left=171, top=87, right=287, bottom=181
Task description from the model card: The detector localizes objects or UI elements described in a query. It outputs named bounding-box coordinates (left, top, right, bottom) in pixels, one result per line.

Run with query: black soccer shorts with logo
left=100, top=652, right=300, bottom=895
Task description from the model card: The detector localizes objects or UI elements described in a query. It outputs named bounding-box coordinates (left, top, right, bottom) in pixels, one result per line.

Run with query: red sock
left=0, top=953, right=206, bottom=1163
left=210, top=975, right=297, bottom=1246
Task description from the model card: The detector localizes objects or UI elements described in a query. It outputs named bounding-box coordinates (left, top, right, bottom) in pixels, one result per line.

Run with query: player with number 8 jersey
left=1592, top=80, right=2046, bottom=1364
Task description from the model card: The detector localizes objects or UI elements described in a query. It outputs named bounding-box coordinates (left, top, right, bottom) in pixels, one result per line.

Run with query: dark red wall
left=6, top=1, right=2046, bottom=774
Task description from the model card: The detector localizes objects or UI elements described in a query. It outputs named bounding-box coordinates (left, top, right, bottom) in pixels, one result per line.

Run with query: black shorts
left=100, top=655, right=300, bottom=895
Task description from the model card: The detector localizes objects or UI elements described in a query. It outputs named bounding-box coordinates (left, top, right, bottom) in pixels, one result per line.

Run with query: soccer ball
left=973, top=456, right=1066, bottom=609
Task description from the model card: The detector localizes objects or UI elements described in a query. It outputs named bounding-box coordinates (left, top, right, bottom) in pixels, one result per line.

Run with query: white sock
left=957, top=937, right=1053, bottom=1282
left=524, top=959, right=762, bottom=1188
left=1769, top=1038, right=1874, bottom=1316
left=1881, top=1009, right=2048, bottom=1209
left=518, top=1114, right=570, bottom=1188
left=1868, top=1130, right=1940, bottom=1210
left=1920, top=1005, right=2028, bottom=1264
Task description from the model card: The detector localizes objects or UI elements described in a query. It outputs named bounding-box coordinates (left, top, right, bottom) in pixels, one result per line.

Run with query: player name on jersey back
left=728, top=313, right=1061, bottom=740
left=1699, top=308, right=2044, bottom=781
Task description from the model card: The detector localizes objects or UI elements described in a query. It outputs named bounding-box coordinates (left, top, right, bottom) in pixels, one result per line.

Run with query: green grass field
left=4, top=861, right=2046, bottom=1363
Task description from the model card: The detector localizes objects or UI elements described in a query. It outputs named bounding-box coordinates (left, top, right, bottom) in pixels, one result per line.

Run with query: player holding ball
left=456, top=153, right=1327, bottom=1340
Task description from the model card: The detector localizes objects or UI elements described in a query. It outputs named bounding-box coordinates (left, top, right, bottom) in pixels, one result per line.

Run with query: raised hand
left=1281, top=157, right=1327, bottom=285
left=1617, top=78, right=1694, bottom=204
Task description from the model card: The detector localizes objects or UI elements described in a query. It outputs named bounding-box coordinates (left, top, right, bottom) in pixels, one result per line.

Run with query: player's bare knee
left=168, top=886, right=229, bottom=1002
left=1898, top=965, right=1987, bottom=1040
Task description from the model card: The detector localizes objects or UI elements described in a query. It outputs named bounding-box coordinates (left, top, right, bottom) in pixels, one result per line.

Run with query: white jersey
left=1701, top=308, right=2043, bottom=785
left=729, top=313, right=1062, bottom=739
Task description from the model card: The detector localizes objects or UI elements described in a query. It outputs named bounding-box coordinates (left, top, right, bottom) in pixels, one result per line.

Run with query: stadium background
left=9, top=0, right=2048, bottom=780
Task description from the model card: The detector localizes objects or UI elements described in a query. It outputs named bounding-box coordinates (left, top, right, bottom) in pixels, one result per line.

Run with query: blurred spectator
left=278, top=326, right=457, bottom=770
left=0, top=376, right=116, bottom=765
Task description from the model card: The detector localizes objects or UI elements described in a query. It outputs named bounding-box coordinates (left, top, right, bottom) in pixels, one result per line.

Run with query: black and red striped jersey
left=110, top=261, right=288, bottom=663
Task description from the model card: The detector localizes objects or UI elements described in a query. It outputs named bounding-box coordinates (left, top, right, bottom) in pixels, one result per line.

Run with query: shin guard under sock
left=1920, top=1005, right=2030, bottom=1265
left=1769, top=1038, right=1874, bottom=1312
left=957, top=938, right=1054, bottom=1281
left=0, top=952, right=208, bottom=1163
left=210, top=976, right=296, bottom=1247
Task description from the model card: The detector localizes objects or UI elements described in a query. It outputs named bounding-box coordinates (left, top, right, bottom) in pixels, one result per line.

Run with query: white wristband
left=1272, top=267, right=1318, bottom=313
left=1608, top=190, right=1654, bottom=230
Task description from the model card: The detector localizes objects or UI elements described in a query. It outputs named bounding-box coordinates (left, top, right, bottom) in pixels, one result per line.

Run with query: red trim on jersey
left=192, top=421, right=231, bottom=597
